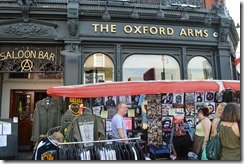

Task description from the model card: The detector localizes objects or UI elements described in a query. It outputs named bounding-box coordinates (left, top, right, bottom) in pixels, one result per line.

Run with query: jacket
left=31, top=97, right=62, bottom=142
left=66, top=111, right=105, bottom=144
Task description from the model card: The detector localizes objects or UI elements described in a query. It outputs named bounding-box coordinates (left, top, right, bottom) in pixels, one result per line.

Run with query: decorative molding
left=0, top=18, right=57, bottom=27
left=67, top=1, right=79, bottom=38
left=0, top=22, right=57, bottom=38
left=68, top=19, right=78, bottom=37
left=21, top=5, right=30, bottom=22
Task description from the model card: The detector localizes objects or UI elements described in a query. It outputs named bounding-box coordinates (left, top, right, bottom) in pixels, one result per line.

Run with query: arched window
left=187, top=56, right=213, bottom=80
left=123, top=55, right=180, bottom=81
left=84, top=53, right=114, bottom=84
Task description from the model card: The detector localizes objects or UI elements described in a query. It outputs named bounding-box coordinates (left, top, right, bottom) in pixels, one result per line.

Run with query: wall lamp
left=155, top=1, right=164, bottom=20
left=155, top=7, right=165, bottom=20
left=102, top=5, right=111, bottom=20
left=131, top=6, right=139, bottom=19
left=180, top=8, right=189, bottom=20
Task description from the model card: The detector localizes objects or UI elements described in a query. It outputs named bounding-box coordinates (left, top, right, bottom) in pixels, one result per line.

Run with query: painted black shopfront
left=0, top=0, right=240, bottom=84
left=0, top=0, right=240, bottom=154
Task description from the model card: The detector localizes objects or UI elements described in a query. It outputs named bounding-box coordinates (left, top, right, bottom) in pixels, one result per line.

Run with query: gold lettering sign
left=0, top=49, right=57, bottom=72
left=69, top=98, right=83, bottom=104
left=123, top=25, right=174, bottom=35
left=21, top=59, right=33, bottom=72
left=92, top=24, right=117, bottom=33
left=0, top=50, right=56, bottom=61
left=92, top=24, right=209, bottom=38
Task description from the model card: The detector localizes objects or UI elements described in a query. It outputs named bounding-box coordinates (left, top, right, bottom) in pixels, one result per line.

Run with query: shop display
left=31, top=97, right=62, bottom=142
left=195, top=91, right=204, bottom=102
left=105, top=96, right=117, bottom=106
left=36, top=80, right=240, bottom=160
left=92, top=106, right=102, bottom=117
left=185, top=92, right=195, bottom=104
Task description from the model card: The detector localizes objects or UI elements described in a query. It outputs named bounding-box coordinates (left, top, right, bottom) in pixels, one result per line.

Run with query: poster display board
left=0, top=118, right=18, bottom=158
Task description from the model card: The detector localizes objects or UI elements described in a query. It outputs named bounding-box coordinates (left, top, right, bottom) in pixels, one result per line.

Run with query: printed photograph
left=195, top=91, right=205, bottom=102
left=185, top=92, right=195, bottom=104
left=161, top=93, right=173, bottom=104
left=173, top=93, right=184, bottom=104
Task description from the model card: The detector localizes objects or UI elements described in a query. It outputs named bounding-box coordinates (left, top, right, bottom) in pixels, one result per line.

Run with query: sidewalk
left=1, top=151, right=33, bottom=160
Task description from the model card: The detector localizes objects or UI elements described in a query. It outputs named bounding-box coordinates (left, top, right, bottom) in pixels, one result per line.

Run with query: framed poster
left=100, top=110, right=108, bottom=119
left=128, top=108, right=135, bottom=117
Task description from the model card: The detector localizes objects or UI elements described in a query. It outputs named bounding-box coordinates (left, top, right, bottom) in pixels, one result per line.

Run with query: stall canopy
left=46, top=80, right=240, bottom=98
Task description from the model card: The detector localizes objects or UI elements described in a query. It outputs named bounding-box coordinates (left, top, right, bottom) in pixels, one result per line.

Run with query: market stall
left=43, top=80, right=240, bottom=160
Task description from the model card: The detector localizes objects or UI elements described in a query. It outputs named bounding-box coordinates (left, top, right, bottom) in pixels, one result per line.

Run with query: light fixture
left=155, top=7, right=165, bottom=20
left=204, top=14, right=212, bottom=26
left=102, top=6, right=111, bottom=20
left=181, top=9, right=189, bottom=20
left=131, top=7, right=139, bottom=19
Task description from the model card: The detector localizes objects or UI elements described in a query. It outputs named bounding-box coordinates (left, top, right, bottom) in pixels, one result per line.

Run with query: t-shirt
left=111, top=114, right=127, bottom=140
left=34, top=137, right=57, bottom=160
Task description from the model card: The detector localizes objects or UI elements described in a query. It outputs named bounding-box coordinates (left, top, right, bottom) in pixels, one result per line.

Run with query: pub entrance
left=10, top=90, right=47, bottom=151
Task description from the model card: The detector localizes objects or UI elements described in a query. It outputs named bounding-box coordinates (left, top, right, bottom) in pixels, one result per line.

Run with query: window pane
left=84, top=53, right=114, bottom=84
left=94, top=53, right=104, bottom=67
left=187, top=56, right=213, bottom=80
left=123, top=55, right=180, bottom=81
left=38, top=72, right=63, bottom=79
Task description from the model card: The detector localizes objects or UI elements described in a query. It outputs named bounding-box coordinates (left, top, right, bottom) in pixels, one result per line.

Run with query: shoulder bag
left=206, top=121, right=221, bottom=160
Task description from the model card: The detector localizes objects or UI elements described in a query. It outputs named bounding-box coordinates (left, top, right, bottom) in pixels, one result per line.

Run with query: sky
left=225, top=0, right=241, bottom=57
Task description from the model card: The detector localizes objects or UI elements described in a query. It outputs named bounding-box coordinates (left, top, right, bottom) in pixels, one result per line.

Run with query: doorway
left=10, top=90, right=47, bottom=151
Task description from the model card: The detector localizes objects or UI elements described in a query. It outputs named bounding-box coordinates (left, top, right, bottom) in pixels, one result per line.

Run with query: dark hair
left=198, top=107, right=210, bottom=116
left=220, top=102, right=240, bottom=122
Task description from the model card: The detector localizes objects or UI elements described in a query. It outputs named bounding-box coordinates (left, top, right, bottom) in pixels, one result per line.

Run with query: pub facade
left=0, top=0, right=240, bottom=151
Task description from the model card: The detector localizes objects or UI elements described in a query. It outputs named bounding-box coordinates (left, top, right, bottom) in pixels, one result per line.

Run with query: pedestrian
left=219, top=102, right=240, bottom=160
left=111, top=102, right=128, bottom=144
left=169, top=117, right=193, bottom=160
left=210, top=102, right=226, bottom=138
left=191, top=107, right=211, bottom=159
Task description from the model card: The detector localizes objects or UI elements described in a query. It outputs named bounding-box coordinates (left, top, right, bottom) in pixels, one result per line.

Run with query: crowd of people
left=111, top=101, right=240, bottom=160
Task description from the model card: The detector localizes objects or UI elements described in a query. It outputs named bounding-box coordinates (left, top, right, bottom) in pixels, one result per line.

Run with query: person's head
left=216, top=102, right=226, bottom=117
left=108, top=96, right=112, bottom=100
left=197, top=107, right=210, bottom=119
left=117, top=102, right=128, bottom=116
left=220, top=102, right=240, bottom=122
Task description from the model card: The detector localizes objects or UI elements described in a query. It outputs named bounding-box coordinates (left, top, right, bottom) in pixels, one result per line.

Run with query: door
left=10, top=90, right=47, bottom=151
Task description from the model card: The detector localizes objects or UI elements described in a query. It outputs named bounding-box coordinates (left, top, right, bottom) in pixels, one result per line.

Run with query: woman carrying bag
left=191, top=107, right=211, bottom=160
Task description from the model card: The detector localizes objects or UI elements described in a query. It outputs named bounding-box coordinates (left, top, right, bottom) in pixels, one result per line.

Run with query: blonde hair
left=217, top=102, right=226, bottom=112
